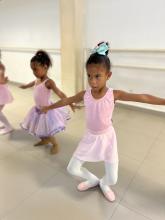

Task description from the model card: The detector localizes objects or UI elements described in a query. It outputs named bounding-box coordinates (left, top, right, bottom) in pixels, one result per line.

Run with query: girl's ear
left=107, top=71, right=112, bottom=79
left=44, top=65, right=48, bottom=69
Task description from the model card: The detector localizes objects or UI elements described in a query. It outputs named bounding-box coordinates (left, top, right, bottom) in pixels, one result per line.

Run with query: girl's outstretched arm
left=45, top=79, right=79, bottom=112
left=19, top=81, right=35, bottom=89
left=114, top=90, right=165, bottom=105
left=41, top=91, right=85, bottom=113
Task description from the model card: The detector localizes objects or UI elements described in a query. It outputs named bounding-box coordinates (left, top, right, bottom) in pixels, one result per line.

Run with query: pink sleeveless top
left=73, top=88, right=118, bottom=162
left=33, top=79, right=51, bottom=107
left=84, top=88, right=114, bottom=133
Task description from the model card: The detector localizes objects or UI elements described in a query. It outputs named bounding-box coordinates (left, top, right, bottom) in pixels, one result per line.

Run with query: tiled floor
left=0, top=83, right=165, bottom=220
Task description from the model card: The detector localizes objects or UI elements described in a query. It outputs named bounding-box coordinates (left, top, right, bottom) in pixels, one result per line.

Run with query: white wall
left=0, top=0, right=60, bottom=48
left=0, top=0, right=61, bottom=86
left=86, top=0, right=165, bottom=49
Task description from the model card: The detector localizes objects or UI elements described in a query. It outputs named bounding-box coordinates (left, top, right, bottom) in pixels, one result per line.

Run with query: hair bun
left=35, top=50, right=45, bottom=57
left=31, top=50, right=52, bottom=67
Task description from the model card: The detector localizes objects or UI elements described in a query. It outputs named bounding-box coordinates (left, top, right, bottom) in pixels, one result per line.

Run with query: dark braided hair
left=86, top=42, right=111, bottom=71
left=31, top=50, right=52, bottom=68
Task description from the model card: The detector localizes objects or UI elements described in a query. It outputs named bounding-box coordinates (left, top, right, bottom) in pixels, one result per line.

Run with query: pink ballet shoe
left=99, top=182, right=116, bottom=202
left=77, top=180, right=99, bottom=191
left=0, top=128, right=14, bottom=135
left=103, top=189, right=115, bottom=202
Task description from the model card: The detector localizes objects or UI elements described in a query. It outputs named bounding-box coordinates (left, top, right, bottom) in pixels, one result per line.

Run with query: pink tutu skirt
left=21, top=106, right=70, bottom=138
left=73, top=126, right=118, bottom=163
left=0, top=84, right=13, bottom=105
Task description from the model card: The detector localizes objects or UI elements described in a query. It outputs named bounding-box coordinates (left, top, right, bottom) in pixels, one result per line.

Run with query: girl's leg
left=34, top=138, right=50, bottom=146
left=67, top=157, right=99, bottom=191
left=49, top=136, right=59, bottom=154
left=34, top=136, right=59, bottom=154
left=99, top=161, right=118, bottom=202
left=0, top=105, right=13, bottom=135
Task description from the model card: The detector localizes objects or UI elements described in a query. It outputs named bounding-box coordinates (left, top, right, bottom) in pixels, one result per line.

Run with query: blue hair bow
left=92, top=42, right=109, bottom=55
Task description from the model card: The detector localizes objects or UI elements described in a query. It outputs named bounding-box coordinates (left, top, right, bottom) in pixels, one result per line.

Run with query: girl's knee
left=67, top=163, right=72, bottom=174
left=67, top=157, right=82, bottom=176
left=67, top=163, right=78, bottom=175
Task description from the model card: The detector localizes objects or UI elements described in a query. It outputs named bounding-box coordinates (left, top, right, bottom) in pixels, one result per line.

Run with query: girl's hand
left=70, top=104, right=76, bottom=112
left=70, top=103, right=83, bottom=112
left=40, top=106, right=49, bottom=113
left=19, top=85, right=27, bottom=89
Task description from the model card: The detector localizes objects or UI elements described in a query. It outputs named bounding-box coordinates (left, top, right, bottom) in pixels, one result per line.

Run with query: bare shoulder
left=45, top=78, right=56, bottom=89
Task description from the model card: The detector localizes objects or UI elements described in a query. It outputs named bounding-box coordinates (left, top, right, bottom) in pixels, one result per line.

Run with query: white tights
left=0, top=105, right=12, bottom=129
left=67, top=156, right=118, bottom=186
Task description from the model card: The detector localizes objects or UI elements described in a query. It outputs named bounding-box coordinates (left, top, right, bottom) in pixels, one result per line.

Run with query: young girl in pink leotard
left=41, top=42, right=165, bottom=202
left=0, top=62, right=13, bottom=135
left=20, top=50, right=74, bottom=154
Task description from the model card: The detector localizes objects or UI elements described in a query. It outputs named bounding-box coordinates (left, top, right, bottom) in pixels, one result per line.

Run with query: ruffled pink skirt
left=73, top=126, right=118, bottom=163
left=0, top=84, right=13, bottom=105
left=21, top=106, right=70, bottom=138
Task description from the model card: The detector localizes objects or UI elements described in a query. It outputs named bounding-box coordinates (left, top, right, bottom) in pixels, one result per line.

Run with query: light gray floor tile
left=121, top=162, right=165, bottom=220
left=0, top=151, right=58, bottom=218
left=111, top=204, right=151, bottom=220
left=116, top=128, right=156, bottom=162
left=144, top=137, right=165, bottom=171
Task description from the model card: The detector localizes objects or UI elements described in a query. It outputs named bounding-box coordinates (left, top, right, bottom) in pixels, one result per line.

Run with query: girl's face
left=86, top=63, right=111, bottom=92
left=30, top=61, right=48, bottom=79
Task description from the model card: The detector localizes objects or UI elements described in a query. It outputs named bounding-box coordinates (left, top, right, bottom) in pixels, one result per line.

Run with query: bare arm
left=45, top=79, right=79, bottom=112
left=45, top=79, right=68, bottom=99
left=114, top=90, right=165, bottom=105
left=19, top=81, right=35, bottom=89
left=41, top=90, right=85, bottom=113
